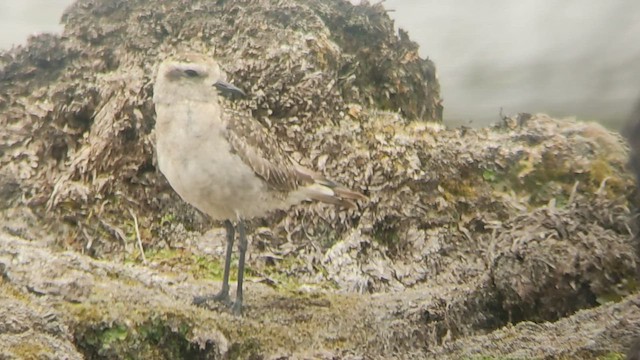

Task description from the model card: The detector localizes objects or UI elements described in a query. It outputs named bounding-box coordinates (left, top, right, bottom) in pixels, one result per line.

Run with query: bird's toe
left=193, top=290, right=232, bottom=307
left=231, top=300, right=243, bottom=316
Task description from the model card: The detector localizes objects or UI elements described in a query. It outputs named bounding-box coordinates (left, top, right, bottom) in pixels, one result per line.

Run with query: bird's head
left=153, top=53, right=245, bottom=105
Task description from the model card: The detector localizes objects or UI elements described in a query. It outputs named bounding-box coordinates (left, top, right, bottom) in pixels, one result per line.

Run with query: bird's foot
left=193, top=289, right=232, bottom=307
left=231, top=300, right=243, bottom=316
left=193, top=292, right=242, bottom=316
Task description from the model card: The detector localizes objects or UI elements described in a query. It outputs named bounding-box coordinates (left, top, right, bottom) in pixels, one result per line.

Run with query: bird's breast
left=155, top=102, right=281, bottom=220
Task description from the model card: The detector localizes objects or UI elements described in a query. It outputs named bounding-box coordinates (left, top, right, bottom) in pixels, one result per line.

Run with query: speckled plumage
left=153, top=53, right=364, bottom=221
left=153, top=53, right=365, bottom=314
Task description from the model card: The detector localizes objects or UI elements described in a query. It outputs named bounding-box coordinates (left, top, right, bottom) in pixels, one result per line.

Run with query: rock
left=0, top=290, right=83, bottom=360
left=0, top=0, right=441, bottom=255
left=0, top=0, right=638, bottom=358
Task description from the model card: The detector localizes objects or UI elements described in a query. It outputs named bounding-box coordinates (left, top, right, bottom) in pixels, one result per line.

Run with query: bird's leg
left=193, top=220, right=234, bottom=306
left=215, top=219, right=236, bottom=302
left=232, top=219, right=247, bottom=315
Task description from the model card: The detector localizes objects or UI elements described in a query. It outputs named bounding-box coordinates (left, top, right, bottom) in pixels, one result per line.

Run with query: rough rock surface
left=0, top=0, right=441, bottom=256
left=1, top=0, right=639, bottom=359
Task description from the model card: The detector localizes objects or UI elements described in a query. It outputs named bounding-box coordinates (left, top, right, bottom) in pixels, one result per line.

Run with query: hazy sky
left=384, top=0, right=640, bottom=128
left=2, top=0, right=638, bottom=128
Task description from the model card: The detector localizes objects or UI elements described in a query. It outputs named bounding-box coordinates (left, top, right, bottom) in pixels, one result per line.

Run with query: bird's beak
left=213, top=80, right=246, bottom=97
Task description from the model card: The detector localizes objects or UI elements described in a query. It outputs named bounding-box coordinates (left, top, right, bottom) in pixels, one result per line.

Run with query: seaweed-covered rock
left=430, top=291, right=640, bottom=359
left=0, top=0, right=639, bottom=358
left=0, top=0, right=440, bottom=255
left=2, top=110, right=639, bottom=358
left=0, top=285, right=83, bottom=360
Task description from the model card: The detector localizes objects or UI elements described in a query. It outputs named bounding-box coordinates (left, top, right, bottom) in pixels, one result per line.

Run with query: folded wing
left=223, top=109, right=366, bottom=208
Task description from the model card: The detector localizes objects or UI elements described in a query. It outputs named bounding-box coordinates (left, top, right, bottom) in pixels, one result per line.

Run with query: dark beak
left=213, top=80, right=246, bottom=97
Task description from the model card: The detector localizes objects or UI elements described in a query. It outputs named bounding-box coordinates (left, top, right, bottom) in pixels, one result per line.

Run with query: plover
left=153, top=53, right=366, bottom=315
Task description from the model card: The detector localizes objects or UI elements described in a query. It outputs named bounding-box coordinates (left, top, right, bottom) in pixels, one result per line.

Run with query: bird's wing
left=223, top=109, right=309, bottom=192
left=222, top=108, right=367, bottom=208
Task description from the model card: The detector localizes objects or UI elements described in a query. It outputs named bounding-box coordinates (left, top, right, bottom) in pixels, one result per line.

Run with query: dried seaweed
left=0, top=0, right=638, bottom=357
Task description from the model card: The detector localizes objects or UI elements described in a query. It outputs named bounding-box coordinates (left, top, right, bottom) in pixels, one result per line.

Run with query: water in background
left=2, top=0, right=638, bottom=129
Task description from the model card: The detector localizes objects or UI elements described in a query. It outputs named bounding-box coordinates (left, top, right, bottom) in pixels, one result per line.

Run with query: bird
left=153, top=53, right=366, bottom=315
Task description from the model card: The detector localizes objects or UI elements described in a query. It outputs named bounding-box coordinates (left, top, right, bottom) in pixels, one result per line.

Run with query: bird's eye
left=184, top=69, right=199, bottom=77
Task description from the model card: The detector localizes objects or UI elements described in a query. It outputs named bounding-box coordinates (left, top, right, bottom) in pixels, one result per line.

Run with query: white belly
left=155, top=102, right=294, bottom=220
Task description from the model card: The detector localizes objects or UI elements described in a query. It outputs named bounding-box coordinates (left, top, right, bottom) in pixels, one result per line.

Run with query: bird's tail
left=294, top=165, right=367, bottom=209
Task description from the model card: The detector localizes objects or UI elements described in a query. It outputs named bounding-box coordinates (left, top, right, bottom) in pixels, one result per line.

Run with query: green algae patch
left=496, top=123, right=636, bottom=209
left=64, top=300, right=223, bottom=359
left=191, top=254, right=228, bottom=281
left=507, top=151, right=577, bottom=206
left=597, top=352, right=625, bottom=360
left=73, top=318, right=204, bottom=359
left=142, top=247, right=229, bottom=281
left=596, top=277, right=639, bottom=305
left=587, top=157, right=632, bottom=197
left=252, top=256, right=309, bottom=293
left=482, top=169, right=497, bottom=182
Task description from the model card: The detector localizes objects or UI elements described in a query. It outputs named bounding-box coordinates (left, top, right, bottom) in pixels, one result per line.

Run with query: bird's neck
left=156, top=101, right=225, bottom=139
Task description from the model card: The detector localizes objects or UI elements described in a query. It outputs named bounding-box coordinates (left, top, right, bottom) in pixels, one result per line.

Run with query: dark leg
left=232, top=219, right=247, bottom=315
left=193, top=220, right=234, bottom=306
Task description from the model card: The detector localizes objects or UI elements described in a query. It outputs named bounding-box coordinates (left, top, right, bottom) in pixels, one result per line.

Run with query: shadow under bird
left=153, top=53, right=367, bottom=315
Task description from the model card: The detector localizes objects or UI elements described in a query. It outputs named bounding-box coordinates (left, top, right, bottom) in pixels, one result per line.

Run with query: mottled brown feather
left=293, top=165, right=368, bottom=202
left=222, top=106, right=366, bottom=208
left=223, top=108, right=308, bottom=192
